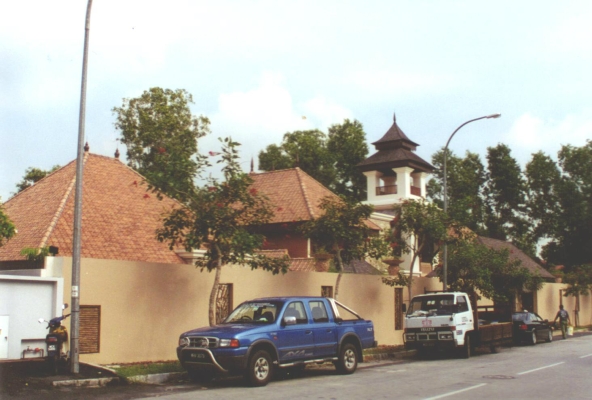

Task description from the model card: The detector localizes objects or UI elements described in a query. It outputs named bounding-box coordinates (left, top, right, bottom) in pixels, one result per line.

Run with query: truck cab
left=404, top=292, right=474, bottom=353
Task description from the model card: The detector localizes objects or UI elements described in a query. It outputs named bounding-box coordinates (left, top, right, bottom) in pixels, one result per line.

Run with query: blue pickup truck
left=177, top=296, right=377, bottom=386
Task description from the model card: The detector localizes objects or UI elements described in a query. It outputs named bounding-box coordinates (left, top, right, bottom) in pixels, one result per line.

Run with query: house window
left=80, top=306, right=100, bottom=354
left=321, top=286, right=333, bottom=298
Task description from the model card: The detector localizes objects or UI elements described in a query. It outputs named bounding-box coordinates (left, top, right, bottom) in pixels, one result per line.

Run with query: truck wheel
left=530, top=330, right=537, bottom=345
left=246, top=350, right=273, bottom=387
left=336, top=343, right=358, bottom=374
left=546, top=329, right=553, bottom=343
left=461, top=335, right=471, bottom=359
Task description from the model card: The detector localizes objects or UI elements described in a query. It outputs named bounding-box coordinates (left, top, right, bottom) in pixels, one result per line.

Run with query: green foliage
left=299, top=195, right=388, bottom=298
left=15, top=165, right=60, bottom=193
left=327, top=119, right=369, bottom=201
left=258, top=120, right=369, bottom=201
left=437, top=239, right=542, bottom=303
left=563, top=264, right=592, bottom=297
left=484, top=144, right=532, bottom=248
left=157, top=138, right=290, bottom=325
left=384, top=199, right=454, bottom=297
left=429, top=149, right=487, bottom=233
left=0, top=199, right=16, bottom=247
left=113, top=87, right=210, bottom=201
left=19, top=247, right=49, bottom=262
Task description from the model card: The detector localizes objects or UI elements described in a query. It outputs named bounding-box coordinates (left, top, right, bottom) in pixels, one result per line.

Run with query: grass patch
left=363, top=345, right=404, bottom=355
left=108, top=361, right=184, bottom=378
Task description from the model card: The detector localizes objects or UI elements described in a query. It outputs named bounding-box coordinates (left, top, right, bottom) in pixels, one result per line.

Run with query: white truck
left=403, top=292, right=512, bottom=358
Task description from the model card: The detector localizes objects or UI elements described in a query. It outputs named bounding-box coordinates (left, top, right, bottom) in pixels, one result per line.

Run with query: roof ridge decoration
left=39, top=151, right=90, bottom=249
left=295, top=168, right=316, bottom=219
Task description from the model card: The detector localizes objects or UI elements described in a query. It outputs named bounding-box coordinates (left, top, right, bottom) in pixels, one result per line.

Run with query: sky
left=1, top=0, right=591, bottom=201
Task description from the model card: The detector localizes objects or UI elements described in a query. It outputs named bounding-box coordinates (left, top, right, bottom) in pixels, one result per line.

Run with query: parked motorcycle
left=38, top=304, right=70, bottom=374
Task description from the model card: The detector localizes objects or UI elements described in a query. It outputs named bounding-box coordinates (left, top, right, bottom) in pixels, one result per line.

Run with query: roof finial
left=84, top=142, right=90, bottom=152
left=250, top=157, right=254, bottom=173
left=393, top=112, right=397, bottom=122
left=115, top=148, right=120, bottom=159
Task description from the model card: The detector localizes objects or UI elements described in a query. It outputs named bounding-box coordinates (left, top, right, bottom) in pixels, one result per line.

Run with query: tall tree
left=524, top=152, right=562, bottom=246
left=113, top=87, right=210, bottom=200
left=299, top=195, right=389, bottom=299
left=540, top=141, right=592, bottom=268
left=327, top=119, right=369, bottom=201
left=258, top=120, right=369, bottom=201
left=259, top=129, right=335, bottom=188
left=484, top=144, right=533, bottom=253
left=385, top=199, right=453, bottom=301
left=0, top=199, right=16, bottom=247
left=15, top=165, right=61, bottom=193
left=157, top=138, right=290, bottom=326
left=428, top=149, right=487, bottom=233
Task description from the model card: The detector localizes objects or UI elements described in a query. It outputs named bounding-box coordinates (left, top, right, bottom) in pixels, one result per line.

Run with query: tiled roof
left=289, top=258, right=317, bottom=272
left=250, top=168, right=341, bottom=224
left=0, top=153, right=183, bottom=264
left=358, top=114, right=434, bottom=173
left=249, top=168, right=380, bottom=231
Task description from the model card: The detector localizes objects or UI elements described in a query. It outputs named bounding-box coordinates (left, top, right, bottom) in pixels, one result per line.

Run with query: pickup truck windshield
left=407, top=294, right=456, bottom=317
left=223, top=301, right=284, bottom=324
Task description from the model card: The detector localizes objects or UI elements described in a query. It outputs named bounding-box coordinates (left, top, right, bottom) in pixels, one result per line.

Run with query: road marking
left=516, top=362, right=565, bottom=375
left=580, top=354, right=592, bottom=359
left=422, top=383, right=487, bottom=400
left=386, top=369, right=406, bottom=373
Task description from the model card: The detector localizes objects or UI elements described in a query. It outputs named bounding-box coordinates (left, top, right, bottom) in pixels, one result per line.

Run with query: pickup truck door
left=308, top=300, right=337, bottom=357
left=276, top=301, right=315, bottom=362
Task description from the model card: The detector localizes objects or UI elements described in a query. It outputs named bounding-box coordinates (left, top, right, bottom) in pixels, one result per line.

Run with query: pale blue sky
left=1, top=0, right=591, bottom=201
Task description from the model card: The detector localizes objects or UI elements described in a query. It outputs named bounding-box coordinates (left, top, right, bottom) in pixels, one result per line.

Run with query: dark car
left=512, top=312, right=553, bottom=345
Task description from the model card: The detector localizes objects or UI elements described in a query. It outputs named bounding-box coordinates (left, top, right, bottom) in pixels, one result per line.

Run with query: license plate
left=48, top=345, right=56, bottom=351
left=190, top=353, right=206, bottom=359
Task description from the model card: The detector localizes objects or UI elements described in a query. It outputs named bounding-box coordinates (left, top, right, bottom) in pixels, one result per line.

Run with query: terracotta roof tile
left=289, top=258, right=316, bottom=272
left=1, top=153, right=183, bottom=264
left=250, top=168, right=340, bottom=224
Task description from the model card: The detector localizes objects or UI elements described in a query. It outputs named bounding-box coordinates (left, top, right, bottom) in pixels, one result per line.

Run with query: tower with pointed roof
left=357, top=113, right=434, bottom=210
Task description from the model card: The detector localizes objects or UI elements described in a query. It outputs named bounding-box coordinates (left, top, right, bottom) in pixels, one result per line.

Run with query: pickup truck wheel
left=246, top=350, right=273, bottom=387
left=530, top=330, right=537, bottom=345
left=336, top=343, right=358, bottom=374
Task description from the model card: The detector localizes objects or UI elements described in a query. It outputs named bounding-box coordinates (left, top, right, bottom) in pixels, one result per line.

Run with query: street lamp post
left=442, top=113, right=501, bottom=292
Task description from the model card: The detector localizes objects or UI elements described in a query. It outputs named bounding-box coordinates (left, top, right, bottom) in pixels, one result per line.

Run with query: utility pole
left=71, top=0, right=93, bottom=374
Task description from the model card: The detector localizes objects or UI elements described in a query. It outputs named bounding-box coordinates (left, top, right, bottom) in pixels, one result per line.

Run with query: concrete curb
left=127, top=371, right=185, bottom=384
left=52, top=376, right=120, bottom=387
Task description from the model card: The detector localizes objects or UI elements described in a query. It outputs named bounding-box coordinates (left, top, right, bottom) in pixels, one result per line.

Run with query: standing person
left=553, top=304, right=571, bottom=339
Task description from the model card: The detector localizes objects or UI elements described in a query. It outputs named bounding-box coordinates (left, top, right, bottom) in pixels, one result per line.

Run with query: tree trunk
left=406, top=236, right=423, bottom=302
left=208, top=257, right=222, bottom=326
left=334, top=248, right=344, bottom=300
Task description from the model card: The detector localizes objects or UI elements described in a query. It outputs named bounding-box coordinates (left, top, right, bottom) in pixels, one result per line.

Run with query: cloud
left=503, top=111, right=592, bottom=162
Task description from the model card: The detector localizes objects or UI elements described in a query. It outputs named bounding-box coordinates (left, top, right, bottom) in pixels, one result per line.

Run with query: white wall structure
left=0, top=274, right=64, bottom=359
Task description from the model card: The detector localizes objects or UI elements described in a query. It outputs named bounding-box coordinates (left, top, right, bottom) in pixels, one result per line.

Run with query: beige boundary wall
left=53, top=257, right=445, bottom=364
left=51, top=256, right=588, bottom=365
left=536, top=282, right=592, bottom=326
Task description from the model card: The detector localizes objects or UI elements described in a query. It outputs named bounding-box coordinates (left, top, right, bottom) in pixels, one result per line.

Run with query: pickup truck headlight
left=405, top=333, right=416, bottom=341
left=219, top=339, right=240, bottom=348
left=179, top=337, right=190, bottom=347
left=438, top=332, right=454, bottom=340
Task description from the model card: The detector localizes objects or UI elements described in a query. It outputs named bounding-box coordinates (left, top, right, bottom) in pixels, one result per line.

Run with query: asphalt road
left=4, top=333, right=591, bottom=399
left=141, top=333, right=592, bottom=400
